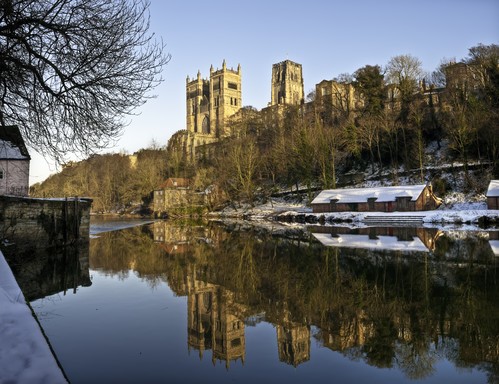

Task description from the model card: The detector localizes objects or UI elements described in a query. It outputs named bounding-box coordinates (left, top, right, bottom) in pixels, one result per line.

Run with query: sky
left=28, top=0, right=499, bottom=185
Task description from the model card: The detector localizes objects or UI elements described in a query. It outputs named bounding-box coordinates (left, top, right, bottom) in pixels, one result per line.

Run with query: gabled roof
left=311, top=185, right=427, bottom=205
left=156, top=177, right=191, bottom=190
left=486, top=180, right=499, bottom=198
left=0, top=125, right=30, bottom=160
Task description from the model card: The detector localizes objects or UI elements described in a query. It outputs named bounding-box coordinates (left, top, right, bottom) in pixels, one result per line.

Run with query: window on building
left=202, top=115, right=210, bottom=134
left=228, top=82, right=238, bottom=90
left=367, top=198, right=376, bottom=211
left=0, top=169, right=3, bottom=179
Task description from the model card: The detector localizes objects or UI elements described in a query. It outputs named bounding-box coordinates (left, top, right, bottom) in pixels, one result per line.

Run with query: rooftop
left=311, top=185, right=427, bottom=205
left=0, top=125, right=30, bottom=160
left=486, top=180, right=499, bottom=197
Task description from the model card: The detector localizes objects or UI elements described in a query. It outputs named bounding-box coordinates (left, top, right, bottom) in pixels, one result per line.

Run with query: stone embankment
left=0, top=195, right=92, bottom=250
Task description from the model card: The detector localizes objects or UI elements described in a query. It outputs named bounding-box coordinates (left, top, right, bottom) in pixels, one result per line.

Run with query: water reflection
left=25, top=221, right=499, bottom=383
left=310, top=226, right=442, bottom=253
left=3, top=243, right=91, bottom=301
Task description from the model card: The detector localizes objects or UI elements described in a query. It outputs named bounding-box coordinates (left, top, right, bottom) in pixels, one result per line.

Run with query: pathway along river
left=7, top=218, right=499, bottom=383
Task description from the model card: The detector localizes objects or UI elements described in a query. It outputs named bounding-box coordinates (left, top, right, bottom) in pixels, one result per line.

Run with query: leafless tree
left=0, top=0, right=170, bottom=162
left=385, top=54, right=424, bottom=121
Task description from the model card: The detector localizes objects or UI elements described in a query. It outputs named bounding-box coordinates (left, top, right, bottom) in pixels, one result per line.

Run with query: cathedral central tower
left=271, top=60, right=304, bottom=106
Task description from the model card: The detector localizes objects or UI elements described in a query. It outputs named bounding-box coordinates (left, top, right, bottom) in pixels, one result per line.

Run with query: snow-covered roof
left=486, top=180, right=499, bottom=198
left=312, top=233, right=430, bottom=252
left=0, top=125, right=30, bottom=160
left=490, top=240, right=499, bottom=257
left=311, top=185, right=426, bottom=205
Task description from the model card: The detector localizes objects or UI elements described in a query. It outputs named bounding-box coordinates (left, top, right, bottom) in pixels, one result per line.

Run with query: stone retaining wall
left=0, top=195, right=92, bottom=249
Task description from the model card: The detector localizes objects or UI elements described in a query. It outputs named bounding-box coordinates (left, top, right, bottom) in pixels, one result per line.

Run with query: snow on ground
left=213, top=196, right=498, bottom=230
left=0, top=251, right=67, bottom=384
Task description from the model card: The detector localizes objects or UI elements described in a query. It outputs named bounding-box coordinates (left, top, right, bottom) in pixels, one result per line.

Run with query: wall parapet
left=0, top=195, right=93, bottom=250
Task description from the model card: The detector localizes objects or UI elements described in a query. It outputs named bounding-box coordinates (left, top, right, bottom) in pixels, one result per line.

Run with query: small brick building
left=486, top=180, right=499, bottom=210
left=153, top=178, right=205, bottom=217
left=311, top=184, right=442, bottom=213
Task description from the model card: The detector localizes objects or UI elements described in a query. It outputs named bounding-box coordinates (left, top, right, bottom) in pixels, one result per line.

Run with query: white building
left=0, top=125, right=30, bottom=196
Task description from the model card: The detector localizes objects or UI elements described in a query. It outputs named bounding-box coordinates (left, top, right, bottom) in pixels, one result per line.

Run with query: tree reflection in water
left=19, top=221, right=499, bottom=382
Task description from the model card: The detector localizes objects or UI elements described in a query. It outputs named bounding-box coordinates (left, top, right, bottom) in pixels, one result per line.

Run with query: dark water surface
left=17, top=220, right=499, bottom=383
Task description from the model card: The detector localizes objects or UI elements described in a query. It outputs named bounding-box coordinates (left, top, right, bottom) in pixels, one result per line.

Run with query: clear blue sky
left=29, top=0, right=499, bottom=185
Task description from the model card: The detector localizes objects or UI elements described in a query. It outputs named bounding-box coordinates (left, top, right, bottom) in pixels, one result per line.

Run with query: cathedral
left=184, top=59, right=304, bottom=159
left=181, top=57, right=472, bottom=162
left=185, top=60, right=242, bottom=159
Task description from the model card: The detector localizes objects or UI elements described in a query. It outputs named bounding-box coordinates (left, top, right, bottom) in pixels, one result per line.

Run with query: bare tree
left=385, top=54, right=424, bottom=119
left=223, top=136, right=261, bottom=204
left=385, top=54, right=424, bottom=168
left=0, top=0, right=170, bottom=162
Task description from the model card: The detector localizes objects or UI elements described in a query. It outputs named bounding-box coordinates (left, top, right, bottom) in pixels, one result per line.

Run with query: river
left=9, top=218, right=499, bottom=383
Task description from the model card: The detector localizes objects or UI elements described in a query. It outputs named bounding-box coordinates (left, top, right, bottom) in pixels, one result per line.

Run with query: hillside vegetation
left=31, top=44, right=498, bottom=213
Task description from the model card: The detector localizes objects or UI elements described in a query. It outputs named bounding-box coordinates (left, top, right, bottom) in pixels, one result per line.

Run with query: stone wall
left=0, top=159, right=29, bottom=196
left=0, top=195, right=92, bottom=250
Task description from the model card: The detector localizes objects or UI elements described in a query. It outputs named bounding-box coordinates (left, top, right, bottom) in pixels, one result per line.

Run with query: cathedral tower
left=186, top=61, right=241, bottom=138
left=185, top=61, right=241, bottom=159
left=209, top=60, right=242, bottom=137
left=186, top=70, right=210, bottom=135
left=271, top=60, right=304, bottom=106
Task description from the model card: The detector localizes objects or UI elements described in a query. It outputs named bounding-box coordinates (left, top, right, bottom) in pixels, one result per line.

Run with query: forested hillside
left=31, top=44, right=498, bottom=213
left=30, top=146, right=169, bottom=213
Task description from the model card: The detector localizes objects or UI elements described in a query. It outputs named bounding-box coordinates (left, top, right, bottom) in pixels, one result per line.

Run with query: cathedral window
left=228, top=82, right=238, bottom=90
left=202, top=116, right=210, bottom=134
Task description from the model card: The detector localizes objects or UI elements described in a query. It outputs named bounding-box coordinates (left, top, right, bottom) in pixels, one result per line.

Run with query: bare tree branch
left=0, top=0, right=170, bottom=161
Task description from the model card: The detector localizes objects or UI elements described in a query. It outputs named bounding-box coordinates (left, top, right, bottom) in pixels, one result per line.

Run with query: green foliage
left=431, top=177, right=448, bottom=197
left=353, top=65, right=386, bottom=115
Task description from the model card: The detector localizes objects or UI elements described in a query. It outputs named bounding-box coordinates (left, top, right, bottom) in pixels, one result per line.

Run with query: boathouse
left=0, top=125, right=30, bottom=197
left=310, top=184, right=441, bottom=213
left=486, top=180, right=499, bottom=210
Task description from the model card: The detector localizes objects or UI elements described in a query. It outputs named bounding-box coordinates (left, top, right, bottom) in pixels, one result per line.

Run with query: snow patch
left=0, top=252, right=67, bottom=383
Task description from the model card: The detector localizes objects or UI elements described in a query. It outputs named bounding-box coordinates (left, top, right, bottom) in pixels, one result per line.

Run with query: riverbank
left=209, top=197, right=499, bottom=230
left=0, top=250, right=67, bottom=383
